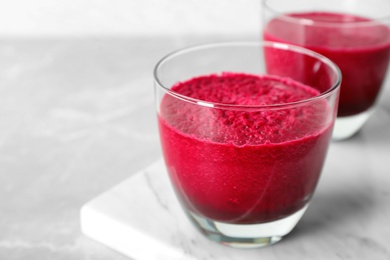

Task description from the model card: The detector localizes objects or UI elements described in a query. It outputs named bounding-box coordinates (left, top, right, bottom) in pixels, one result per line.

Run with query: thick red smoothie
left=264, top=12, right=390, bottom=117
left=158, top=73, right=333, bottom=224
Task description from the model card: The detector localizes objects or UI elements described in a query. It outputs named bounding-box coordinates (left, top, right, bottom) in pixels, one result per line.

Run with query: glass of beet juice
left=262, top=0, right=390, bottom=140
left=154, top=42, right=341, bottom=248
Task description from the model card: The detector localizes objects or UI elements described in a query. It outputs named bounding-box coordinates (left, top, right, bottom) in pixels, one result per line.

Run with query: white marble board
left=80, top=120, right=390, bottom=260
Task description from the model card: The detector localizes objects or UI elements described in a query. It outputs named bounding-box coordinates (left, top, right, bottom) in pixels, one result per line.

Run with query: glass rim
left=262, top=0, right=390, bottom=27
left=153, top=41, right=341, bottom=110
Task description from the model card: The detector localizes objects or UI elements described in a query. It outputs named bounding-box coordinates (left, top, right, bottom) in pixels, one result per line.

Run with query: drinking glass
left=262, top=0, right=390, bottom=140
left=154, top=42, right=341, bottom=248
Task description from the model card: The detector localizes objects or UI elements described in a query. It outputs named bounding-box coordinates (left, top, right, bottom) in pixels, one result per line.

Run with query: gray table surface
left=0, top=36, right=389, bottom=260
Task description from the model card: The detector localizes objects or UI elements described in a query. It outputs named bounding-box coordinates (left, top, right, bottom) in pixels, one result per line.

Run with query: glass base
left=332, top=109, right=373, bottom=141
left=186, top=205, right=308, bottom=248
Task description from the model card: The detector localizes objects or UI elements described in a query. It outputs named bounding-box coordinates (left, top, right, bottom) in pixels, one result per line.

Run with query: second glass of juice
left=262, top=0, right=390, bottom=140
left=154, top=42, right=341, bottom=248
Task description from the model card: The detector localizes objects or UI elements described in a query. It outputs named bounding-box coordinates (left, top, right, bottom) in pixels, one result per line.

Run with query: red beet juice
left=158, top=73, right=334, bottom=224
left=264, top=12, right=390, bottom=117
